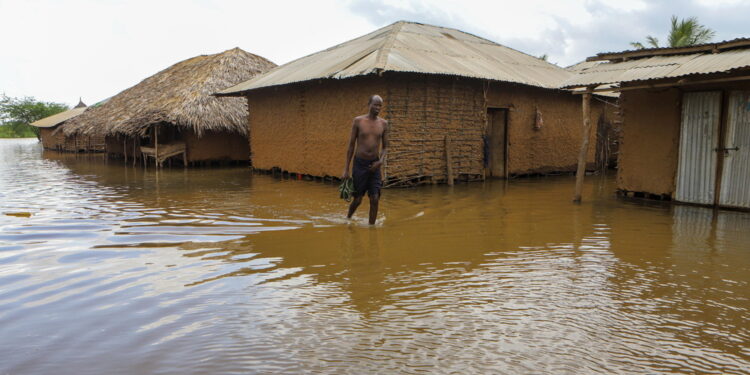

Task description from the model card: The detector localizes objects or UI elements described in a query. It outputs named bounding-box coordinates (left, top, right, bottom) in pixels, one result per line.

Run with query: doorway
left=486, top=108, right=508, bottom=179
left=719, top=91, right=750, bottom=208
left=675, top=91, right=750, bottom=209
left=675, top=91, right=721, bottom=205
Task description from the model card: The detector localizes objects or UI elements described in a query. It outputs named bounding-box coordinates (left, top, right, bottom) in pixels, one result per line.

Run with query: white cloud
left=1, top=0, right=747, bottom=106
left=0, top=0, right=374, bottom=106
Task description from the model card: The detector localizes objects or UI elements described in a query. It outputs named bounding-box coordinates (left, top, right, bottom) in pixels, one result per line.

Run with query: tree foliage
left=630, top=15, right=715, bottom=50
left=0, top=95, right=69, bottom=138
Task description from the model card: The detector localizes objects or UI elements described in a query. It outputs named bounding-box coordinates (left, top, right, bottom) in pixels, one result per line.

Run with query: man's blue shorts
left=353, top=157, right=382, bottom=198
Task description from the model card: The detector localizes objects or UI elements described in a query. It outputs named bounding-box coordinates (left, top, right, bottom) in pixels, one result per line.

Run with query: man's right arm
left=342, top=120, right=358, bottom=179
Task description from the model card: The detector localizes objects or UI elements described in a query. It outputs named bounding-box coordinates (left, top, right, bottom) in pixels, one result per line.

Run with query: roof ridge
left=392, top=22, right=564, bottom=71
left=374, top=21, right=404, bottom=71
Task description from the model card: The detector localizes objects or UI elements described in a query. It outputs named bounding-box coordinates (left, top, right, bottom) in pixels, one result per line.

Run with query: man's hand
left=342, top=168, right=350, bottom=179
left=369, top=161, right=382, bottom=172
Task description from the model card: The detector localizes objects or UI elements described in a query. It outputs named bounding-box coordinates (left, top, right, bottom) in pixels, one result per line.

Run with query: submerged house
left=563, top=38, right=750, bottom=210
left=217, top=21, right=613, bottom=186
left=30, top=99, right=98, bottom=151
left=64, top=48, right=276, bottom=167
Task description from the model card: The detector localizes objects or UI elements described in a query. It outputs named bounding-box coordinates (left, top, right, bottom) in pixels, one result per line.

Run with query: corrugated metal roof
left=591, top=37, right=750, bottom=61
left=30, top=106, right=87, bottom=128
left=565, top=60, right=619, bottom=98
left=218, top=21, right=572, bottom=95
left=565, top=60, right=605, bottom=72
left=562, top=48, right=750, bottom=88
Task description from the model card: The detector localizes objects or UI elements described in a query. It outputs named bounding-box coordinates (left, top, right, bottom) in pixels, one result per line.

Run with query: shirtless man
left=342, top=95, right=388, bottom=225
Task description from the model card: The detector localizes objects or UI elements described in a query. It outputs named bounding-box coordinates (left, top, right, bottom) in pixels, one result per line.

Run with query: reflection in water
left=0, top=139, right=748, bottom=374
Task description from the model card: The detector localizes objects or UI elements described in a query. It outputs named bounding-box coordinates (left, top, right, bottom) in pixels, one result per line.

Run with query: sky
left=1, top=0, right=748, bottom=107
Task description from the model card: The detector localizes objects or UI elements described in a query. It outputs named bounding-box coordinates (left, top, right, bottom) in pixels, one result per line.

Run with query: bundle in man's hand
left=338, top=178, right=354, bottom=202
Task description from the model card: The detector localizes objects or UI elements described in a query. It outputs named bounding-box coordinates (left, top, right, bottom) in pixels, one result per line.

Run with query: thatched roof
left=64, top=48, right=276, bottom=137
left=218, top=21, right=572, bottom=96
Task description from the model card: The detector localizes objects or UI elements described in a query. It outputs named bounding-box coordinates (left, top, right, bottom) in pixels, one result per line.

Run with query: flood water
left=1, top=138, right=749, bottom=374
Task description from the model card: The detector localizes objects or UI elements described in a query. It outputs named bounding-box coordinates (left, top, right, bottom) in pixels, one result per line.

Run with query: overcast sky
left=1, top=0, right=748, bottom=107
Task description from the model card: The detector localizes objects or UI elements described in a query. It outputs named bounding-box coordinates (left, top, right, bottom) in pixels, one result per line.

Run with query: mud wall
left=40, top=127, right=64, bottom=150
left=70, top=134, right=105, bottom=152
left=40, top=125, right=104, bottom=152
left=382, top=75, right=485, bottom=183
left=616, top=88, right=682, bottom=195
left=105, top=136, right=125, bottom=155
left=246, top=76, right=387, bottom=177
left=486, top=83, right=605, bottom=175
left=183, top=129, right=249, bottom=162
left=246, top=73, right=608, bottom=183
left=106, top=128, right=248, bottom=163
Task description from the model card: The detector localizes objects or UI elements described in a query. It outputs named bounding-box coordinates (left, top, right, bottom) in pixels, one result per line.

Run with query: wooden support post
left=382, top=155, right=387, bottom=183
left=445, top=136, right=454, bottom=186
left=123, top=138, right=127, bottom=163
left=573, top=92, right=593, bottom=203
left=133, top=138, right=137, bottom=167
left=154, top=126, right=159, bottom=168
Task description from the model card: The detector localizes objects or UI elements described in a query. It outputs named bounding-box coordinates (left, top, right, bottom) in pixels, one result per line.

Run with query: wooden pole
left=123, top=138, right=127, bottom=163
left=573, top=92, right=593, bottom=202
left=133, top=137, right=137, bottom=167
left=154, top=126, right=159, bottom=168
left=445, top=136, right=454, bottom=186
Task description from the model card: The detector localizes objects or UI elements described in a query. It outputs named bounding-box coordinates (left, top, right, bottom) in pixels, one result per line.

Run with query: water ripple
left=0, top=140, right=748, bottom=374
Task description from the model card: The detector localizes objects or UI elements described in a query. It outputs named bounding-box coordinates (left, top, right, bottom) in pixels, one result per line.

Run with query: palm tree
left=630, top=15, right=715, bottom=49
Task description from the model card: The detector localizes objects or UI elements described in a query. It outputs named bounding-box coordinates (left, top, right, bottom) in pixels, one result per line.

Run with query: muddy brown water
left=1, top=138, right=749, bottom=374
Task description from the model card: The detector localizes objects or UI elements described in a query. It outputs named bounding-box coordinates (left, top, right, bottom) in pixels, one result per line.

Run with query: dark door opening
left=487, top=108, right=508, bottom=178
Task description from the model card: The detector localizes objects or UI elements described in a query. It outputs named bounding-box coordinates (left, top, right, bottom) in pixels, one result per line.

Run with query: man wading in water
left=342, top=95, right=388, bottom=225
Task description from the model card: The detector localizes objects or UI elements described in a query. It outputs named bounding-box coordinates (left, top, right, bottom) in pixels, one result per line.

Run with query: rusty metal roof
left=30, top=106, right=87, bottom=128
left=218, top=21, right=572, bottom=95
left=589, top=37, right=750, bottom=62
left=562, top=46, right=750, bottom=89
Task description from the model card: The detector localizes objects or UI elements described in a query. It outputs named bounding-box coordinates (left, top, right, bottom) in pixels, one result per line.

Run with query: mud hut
left=64, top=48, right=276, bottom=167
left=30, top=99, right=96, bottom=151
left=562, top=38, right=750, bottom=210
left=217, top=21, right=611, bottom=186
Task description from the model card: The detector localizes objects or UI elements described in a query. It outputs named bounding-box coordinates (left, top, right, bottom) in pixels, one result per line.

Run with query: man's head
left=368, top=95, right=383, bottom=116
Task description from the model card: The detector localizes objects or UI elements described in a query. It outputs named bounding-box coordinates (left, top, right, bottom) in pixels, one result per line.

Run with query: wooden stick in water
left=573, top=92, right=592, bottom=202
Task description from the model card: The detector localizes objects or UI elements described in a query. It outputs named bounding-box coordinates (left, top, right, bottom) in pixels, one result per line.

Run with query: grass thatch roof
left=64, top=48, right=276, bottom=137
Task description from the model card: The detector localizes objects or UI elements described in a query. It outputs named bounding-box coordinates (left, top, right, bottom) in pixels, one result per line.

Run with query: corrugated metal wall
left=675, top=91, right=722, bottom=205
left=719, top=91, right=750, bottom=208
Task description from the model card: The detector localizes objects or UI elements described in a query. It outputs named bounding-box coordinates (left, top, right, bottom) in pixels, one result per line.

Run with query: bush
left=0, top=95, right=69, bottom=138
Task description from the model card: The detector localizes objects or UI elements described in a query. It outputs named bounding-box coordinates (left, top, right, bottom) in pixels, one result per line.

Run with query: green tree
left=0, top=95, right=69, bottom=138
left=630, top=15, right=715, bottom=49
